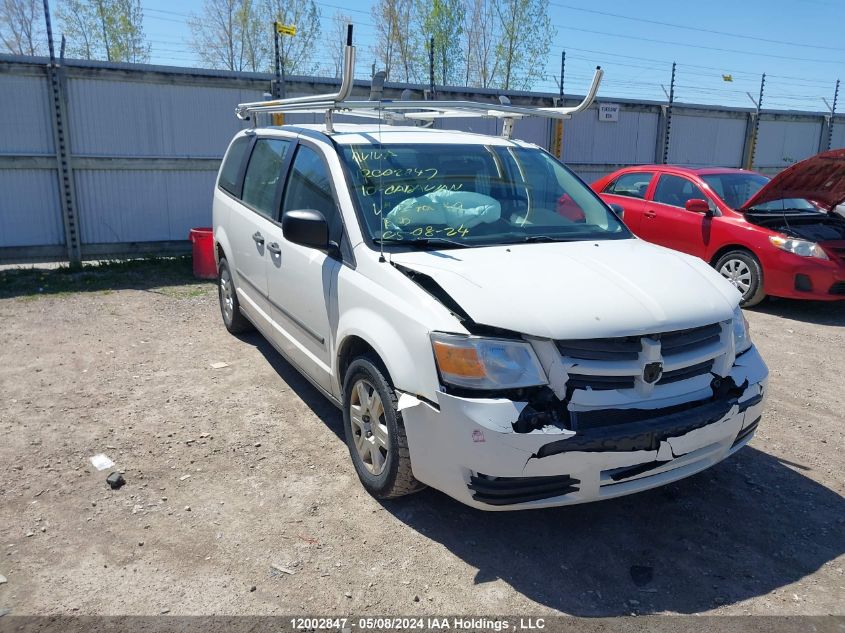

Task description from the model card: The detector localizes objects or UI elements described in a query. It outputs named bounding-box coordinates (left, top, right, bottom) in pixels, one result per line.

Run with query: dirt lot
left=0, top=259, right=843, bottom=617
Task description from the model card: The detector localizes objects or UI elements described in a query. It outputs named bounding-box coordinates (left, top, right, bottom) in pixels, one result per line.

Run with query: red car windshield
left=701, top=173, right=819, bottom=213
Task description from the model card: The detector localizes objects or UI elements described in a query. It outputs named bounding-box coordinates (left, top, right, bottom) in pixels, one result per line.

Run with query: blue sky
left=139, top=0, right=845, bottom=112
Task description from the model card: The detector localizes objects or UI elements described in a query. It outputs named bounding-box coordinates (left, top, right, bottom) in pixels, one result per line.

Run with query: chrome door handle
left=267, top=242, right=281, bottom=255
left=252, top=231, right=265, bottom=244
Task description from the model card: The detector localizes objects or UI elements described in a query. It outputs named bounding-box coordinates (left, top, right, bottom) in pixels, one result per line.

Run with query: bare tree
left=328, top=10, right=351, bottom=78
left=262, top=0, right=321, bottom=75
left=494, top=0, right=554, bottom=90
left=58, top=0, right=149, bottom=62
left=0, top=0, right=44, bottom=55
left=189, top=0, right=266, bottom=71
left=371, top=0, right=422, bottom=83
left=463, top=0, right=498, bottom=88
left=417, top=0, right=464, bottom=86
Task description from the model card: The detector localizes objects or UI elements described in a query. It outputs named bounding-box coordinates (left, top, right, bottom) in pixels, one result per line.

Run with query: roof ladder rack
left=236, top=26, right=604, bottom=139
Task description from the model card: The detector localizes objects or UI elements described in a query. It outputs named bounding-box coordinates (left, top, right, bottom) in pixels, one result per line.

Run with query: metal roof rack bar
left=235, top=25, right=604, bottom=138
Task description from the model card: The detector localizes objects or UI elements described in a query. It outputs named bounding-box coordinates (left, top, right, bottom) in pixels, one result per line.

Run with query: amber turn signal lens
left=432, top=341, right=486, bottom=378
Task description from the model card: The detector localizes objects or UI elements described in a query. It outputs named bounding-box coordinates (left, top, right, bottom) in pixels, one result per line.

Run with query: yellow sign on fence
left=275, top=23, right=296, bottom=36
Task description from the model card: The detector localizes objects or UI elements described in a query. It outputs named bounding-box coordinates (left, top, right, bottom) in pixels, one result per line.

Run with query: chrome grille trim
left=558, top=322, right=729, bottom=392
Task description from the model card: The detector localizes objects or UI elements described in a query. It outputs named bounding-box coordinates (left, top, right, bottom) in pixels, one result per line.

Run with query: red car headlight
left=769, top=236, right=829, bottom=260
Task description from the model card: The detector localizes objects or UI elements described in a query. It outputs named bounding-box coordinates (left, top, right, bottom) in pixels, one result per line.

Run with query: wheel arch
left=709, top=243, right=760, bottom=267
left=337, top=335, right=383, bottom=384
left=334, top=309, right=441, bottom=402
left=213, top=225, right=233, bottom=267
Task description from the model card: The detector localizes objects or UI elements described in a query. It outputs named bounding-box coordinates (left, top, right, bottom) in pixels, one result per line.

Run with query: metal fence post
left=827, top=79, right=839, bottom=151
left=43, top=0, right=81, bottom=265
left=662, top=62, right=676, bottom=164
left=743, top=73, right=765, bottom=169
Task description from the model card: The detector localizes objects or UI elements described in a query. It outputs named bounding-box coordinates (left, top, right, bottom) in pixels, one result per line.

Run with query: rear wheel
left=715, top=250, right=766, bottom=307
left=342, top=356, right=424, bottom=499
left=218, top=257, right=253, bottom=333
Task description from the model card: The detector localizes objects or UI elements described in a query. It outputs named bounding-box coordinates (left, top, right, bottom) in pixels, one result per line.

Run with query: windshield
left=701, top=172, right=820, bottom=213
left=338, top=143, right=630, bottom=247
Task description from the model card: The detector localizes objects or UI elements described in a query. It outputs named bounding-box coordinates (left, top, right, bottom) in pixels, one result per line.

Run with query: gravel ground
left=0, top=264, right=843, bottom=617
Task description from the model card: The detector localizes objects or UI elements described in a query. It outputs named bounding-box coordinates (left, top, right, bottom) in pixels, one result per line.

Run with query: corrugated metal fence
left=1, top=54, right=842, bottom=263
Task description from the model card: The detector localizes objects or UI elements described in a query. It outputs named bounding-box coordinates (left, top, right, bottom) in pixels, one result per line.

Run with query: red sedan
left=590, top=150, right=845, bottom=306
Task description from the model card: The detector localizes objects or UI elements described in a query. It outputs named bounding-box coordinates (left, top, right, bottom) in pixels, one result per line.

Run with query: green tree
left=57, top=0, right=99, bottom=59
left=262, top=0, right=321, bottom=75
left=189, top=0, right=267, bottom=71
left=58, top=0, right=149, bottom=63
left=418, top=0, right=464, bottom=86
left=463, top=0, right=499, bottom=88
left=494, top=0, right=554, bottom=90
left=371, top=0, right=422, bottom=83
left=0, top=0, right=44, bottom=56
left=100, top=0, right=150, bottom=63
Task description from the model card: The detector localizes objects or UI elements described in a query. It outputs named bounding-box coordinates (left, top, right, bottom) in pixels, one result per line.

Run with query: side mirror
left=685, top=198, right=711, bottom=214
left=282, top=209, right=329, bottom=250
left=609, top=203, right=624, bottom=220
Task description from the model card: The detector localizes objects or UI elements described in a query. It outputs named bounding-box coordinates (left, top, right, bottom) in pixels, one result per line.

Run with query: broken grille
left=558, top=322, right=726, bottom=392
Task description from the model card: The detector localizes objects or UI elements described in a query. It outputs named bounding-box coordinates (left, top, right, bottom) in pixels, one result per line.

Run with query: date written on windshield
left=381, top=225, right=471, bottom=240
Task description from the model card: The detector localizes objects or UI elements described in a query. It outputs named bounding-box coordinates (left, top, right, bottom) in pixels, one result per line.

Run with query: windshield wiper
left=373, top=237, right=471, bottom=249
left=508, top=235, right=577, bottom=243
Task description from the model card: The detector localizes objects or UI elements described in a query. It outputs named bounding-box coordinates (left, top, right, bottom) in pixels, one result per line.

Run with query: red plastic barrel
left=188, top=227, right=217, bottom=279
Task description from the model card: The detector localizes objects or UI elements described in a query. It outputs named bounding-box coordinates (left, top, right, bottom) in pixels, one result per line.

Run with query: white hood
left=390, top=239, right=740, bottom=339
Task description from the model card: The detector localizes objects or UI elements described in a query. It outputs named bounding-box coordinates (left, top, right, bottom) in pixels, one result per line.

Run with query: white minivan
left=212, top=122, right=768, bottom=510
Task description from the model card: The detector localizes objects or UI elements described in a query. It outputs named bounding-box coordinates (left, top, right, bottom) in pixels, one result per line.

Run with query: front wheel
left=342, top=357, right=425, bottom=499
left=715, top=250, right=766, bottom=307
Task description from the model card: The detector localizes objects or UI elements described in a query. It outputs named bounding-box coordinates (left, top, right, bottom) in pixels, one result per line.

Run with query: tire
left=342, top=356, right=425, bottom=499
left=714, top=250, right=766, bottom=307
left=217, top=257, right=253, bottom=334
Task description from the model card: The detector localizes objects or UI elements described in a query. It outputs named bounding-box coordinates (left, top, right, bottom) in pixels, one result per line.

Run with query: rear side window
left=604, top=172, right=653, bottom=199
left=218, top=136, right=251, bottom=195
left=282, top=146, right=341, bottom=238
left=653, top=174, right=708, bottom=209
left=241, top=139, right=291, bottom=218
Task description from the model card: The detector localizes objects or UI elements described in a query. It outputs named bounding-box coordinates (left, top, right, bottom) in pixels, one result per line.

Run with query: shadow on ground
left=0, top=257, right=205, bottom=299
left=752, top=297, right=845, bottom=326
left=382, top=447, right=844, bottom=615
left=243, top=330, right=844, bottom=617
left=242, top=331, right=345, bottom=440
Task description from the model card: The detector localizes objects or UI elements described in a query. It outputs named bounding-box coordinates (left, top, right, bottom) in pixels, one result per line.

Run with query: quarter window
left=603, top=172, right=653, bottom=199
left=653, top=174, right=708, bottom=209
left=218, top=136, right=251, bottom=196
left=241, top=139, right=291, bottom=218
left=282, top=146, right=341, bottom=238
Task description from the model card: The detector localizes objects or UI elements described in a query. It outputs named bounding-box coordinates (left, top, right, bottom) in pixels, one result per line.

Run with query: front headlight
left=430, top=333, right=547, bottom=390
left=732, top=306, right=752, bottom=354
left=769, top=235, right=829, bottom=260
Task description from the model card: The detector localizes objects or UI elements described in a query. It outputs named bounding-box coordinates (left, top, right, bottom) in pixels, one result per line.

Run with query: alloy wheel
left=349, top=379, right=389, bottom=475
left=219, top=267, right=234, bottom=323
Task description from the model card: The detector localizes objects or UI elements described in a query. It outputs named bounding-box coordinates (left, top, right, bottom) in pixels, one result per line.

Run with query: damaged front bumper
left=402, top=346, right=768, bottom=510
